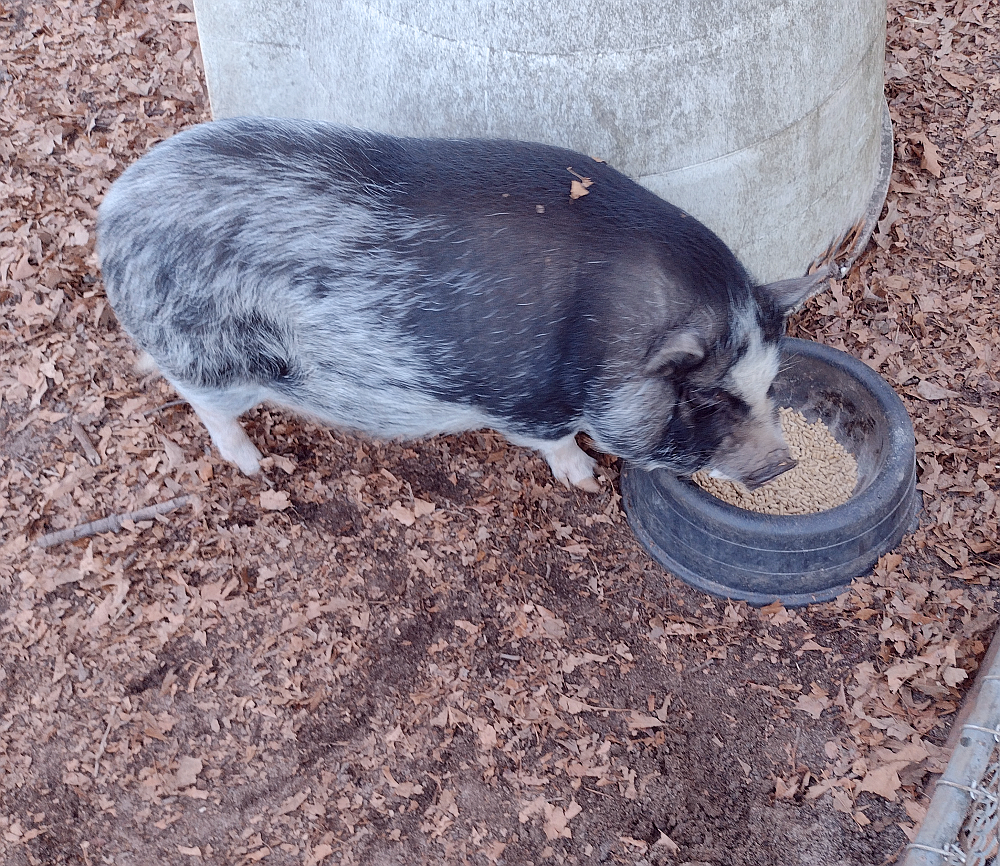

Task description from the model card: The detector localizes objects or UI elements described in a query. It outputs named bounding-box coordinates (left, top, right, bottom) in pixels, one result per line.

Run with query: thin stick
left=36, top=495, right=193, bottom=548
left=72, top=420, right=102, bottom=465
left=142, top=399, right=187, bottom=418
left=94, top=706, right=117, bottom=777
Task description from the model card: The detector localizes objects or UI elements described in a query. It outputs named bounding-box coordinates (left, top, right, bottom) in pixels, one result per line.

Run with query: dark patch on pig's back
left=393, top=268, right=603, bottom=435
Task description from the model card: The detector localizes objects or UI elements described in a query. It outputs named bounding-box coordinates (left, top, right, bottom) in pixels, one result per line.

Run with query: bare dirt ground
left=1, top=1, right=998, bottom=864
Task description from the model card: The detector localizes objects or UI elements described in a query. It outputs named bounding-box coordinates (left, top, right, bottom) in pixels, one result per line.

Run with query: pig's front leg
left=509, top=432, right=601, bottom=492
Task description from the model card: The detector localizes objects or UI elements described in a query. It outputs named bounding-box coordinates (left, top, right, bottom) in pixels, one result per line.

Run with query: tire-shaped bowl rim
left=620, top=337, right=919, bottom=606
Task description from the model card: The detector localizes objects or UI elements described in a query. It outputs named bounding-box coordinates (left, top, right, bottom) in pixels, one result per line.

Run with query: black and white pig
left=97, top=117, right=827, bottom=492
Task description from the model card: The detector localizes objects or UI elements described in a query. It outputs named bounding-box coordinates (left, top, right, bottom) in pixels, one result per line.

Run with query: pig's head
left=590, top=269, right=830, bottom=488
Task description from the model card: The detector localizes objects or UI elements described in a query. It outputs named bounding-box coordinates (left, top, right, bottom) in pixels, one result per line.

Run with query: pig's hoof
left=574, top=475, right=601, bottom=493
left=183, top=397, right=263, bottom=475
left=135, top=351, right=160, bottom=376
left=540, top=435, right=599, bottom=492
left=210, top=424, right=263, bottom=475
left=224, top=440, right=264, bottom=475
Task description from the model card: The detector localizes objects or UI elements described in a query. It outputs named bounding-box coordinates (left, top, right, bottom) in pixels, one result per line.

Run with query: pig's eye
left=690, top=387, right=750, bottom=424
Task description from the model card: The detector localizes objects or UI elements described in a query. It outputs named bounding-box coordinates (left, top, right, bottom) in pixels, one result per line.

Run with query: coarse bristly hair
left=97, top=116, right=826, bottom=490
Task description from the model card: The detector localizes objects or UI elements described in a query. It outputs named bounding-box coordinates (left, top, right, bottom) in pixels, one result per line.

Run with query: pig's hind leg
left=129, top=353, right=263, bottom=473
left=508, top=432, right=601, bottom=493
left=170, top=380, right=265, bottom=475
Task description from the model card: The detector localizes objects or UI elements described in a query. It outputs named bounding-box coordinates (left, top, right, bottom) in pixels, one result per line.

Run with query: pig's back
left=97, top=117, right=750, bottom=440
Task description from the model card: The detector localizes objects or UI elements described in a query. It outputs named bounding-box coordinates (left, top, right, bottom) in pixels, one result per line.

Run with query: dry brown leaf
left=912, top=133, right=943, bottom=177
left=558, top=695, right=592, bottom=715
left=759, top=600, right=793, bottom=625
left=857, top=765, right=902, bottom=801
left=914, top=379, right=960, bottom=401
left=627, top=713, right=664, bottom=731
left=941, top=666, right=968, bottom=687
left=259, top=489, right=291, bottom=510
left=473, top=718, right=499, bottom=749
left=886, top=660, right=923, bottom=692
left=413, top=497, right=436, bottom=517
left=173, top=756, right=203, bottom=789
left=305, top=844, right=335, bottom=866
left=794, top=694, right=829, bottom=720
left=387, top=500, right=415, bottom=525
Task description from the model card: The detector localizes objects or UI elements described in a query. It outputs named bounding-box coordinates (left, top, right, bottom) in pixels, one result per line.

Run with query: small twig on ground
left=142, top=399, right=187, bottom=418
left=72, top=419, right=102, bottom=465
left=94, top=706, right=116, bottom=777
left=36, top=495, right=194, bottom=548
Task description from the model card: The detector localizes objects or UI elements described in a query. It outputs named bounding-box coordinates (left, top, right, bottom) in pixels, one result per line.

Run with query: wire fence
left=902, top=672, right=1000, bottom=866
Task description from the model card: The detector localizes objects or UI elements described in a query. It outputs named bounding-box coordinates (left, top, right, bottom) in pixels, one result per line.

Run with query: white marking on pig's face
left=699, top=307, right=795, bottom=485
left=708, top=468, right=735, bottom=480
left=725, top=326, right=779, bottom=415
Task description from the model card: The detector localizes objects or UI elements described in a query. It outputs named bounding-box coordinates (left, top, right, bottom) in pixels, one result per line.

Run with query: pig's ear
left=644, top=331, right=706, bottom=375
left=761, top=268, right=833, bottom=316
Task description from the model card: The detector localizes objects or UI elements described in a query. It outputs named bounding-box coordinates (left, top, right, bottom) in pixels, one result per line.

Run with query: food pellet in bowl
left=692, top=408, right=858, bottom=515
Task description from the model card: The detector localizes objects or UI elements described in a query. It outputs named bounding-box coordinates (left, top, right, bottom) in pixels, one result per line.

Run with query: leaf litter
left=0, top=0, right=998, bottom=864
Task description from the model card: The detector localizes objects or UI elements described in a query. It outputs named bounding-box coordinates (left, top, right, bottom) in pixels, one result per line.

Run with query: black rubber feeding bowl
left=620, top=337, right=920, bottom=607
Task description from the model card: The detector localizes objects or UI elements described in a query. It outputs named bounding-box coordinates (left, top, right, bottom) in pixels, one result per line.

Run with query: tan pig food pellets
left=692, top=407, right=858, bottom=515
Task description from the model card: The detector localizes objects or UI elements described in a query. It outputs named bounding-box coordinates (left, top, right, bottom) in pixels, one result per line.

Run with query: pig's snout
left=742, top=451, right=797, bottom=490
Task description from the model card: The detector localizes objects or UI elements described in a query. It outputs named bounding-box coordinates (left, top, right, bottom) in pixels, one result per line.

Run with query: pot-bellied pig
left=98, top=117, right=828, bottom=492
